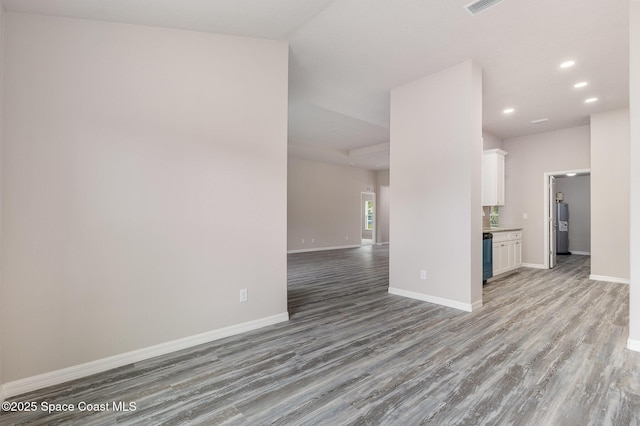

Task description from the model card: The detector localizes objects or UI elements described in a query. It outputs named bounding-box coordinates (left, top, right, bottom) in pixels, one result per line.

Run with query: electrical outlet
left=239, top=289, right=248, bottom=303
left=311, top=238, right=315, bottom=243
left=420, top=270, right=427, bottom=280
left=346, top=236, right=349, bottom=240
left=302, top=239, right=305, bottom=244
left=523, top=213, right=528, bottom=219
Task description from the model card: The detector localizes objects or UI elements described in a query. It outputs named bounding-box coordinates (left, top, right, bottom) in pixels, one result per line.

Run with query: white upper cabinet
left=482, top=149, right=508, bottom=206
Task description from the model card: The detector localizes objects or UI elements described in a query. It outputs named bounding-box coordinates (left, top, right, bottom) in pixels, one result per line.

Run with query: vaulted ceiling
left=2, top=0, right=630, bottom=170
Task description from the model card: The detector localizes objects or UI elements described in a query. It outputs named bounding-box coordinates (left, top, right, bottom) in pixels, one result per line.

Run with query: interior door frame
left=543, top=168, right=590, bottom=269
left=549, top=175, right=557, bottom=269
left=361, top=191, right=376, bottom=245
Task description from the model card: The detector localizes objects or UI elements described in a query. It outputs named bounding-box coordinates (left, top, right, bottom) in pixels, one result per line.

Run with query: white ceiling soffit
left=289, top=140, right=390, bottom=170
left=288, top=103, right=389, bottom=151
left=287, top=108, right=391, bottom=170
left=2, top=0, right=630, bottom=168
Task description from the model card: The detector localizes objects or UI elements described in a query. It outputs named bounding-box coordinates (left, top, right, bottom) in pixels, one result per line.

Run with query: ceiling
left=2, top=0, right=630, bottom=170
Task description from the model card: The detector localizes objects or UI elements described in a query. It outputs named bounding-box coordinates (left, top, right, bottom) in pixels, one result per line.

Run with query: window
left=489, top=206, right=499, bottom=227
left=365, top=200, right=374, bottom=230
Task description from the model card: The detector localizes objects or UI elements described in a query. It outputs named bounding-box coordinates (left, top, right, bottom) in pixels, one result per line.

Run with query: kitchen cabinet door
left=482, top=149, right=507, bottom=206
left=512, top=239, right=522, bottom=268
left=493, top=241, right=510, bottom=275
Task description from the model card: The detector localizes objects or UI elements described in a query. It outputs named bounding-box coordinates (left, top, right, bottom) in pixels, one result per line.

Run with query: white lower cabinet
left=493, top=241, right=509, bottom=275
left=511, top=238, right=522, bottom=268
left=492, top=231, right=522, bottom=276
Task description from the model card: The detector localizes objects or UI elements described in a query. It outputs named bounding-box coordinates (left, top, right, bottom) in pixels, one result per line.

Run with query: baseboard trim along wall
left=388, top=287, right=481, bottom=312
left=589, top=274, right=630, bottom=285
left=571, top=251, right=591, bottom=256
left=471, top=299, right=484, bottom=311
left=1, top=312, right=289, bottom=399
left=287, top=244, right=362, bottom=254
left=628, top=339, right=640, bottom=353
left=522, top=263, right=546, bottom=269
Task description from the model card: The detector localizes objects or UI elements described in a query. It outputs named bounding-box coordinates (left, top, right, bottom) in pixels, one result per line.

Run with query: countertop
left=482, top=227, right=523, bottom=233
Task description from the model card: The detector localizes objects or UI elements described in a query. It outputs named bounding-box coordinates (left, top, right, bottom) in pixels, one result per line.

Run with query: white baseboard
left=628, top=338, right=640, bottom=353
left=288, top=244, right=362, bottom=254
left=571, top=251, right=591, bottom=256
left=376, top=242, right=389, bottom=246
left=471, top=299, right=483, bottom=311
left=1, top=312, right=289, bottom=399
left=522, top=263, right=546, bottom=269
left=589, top=274, right=630, bottom=285
left=388, top=287, right=478, bottom=312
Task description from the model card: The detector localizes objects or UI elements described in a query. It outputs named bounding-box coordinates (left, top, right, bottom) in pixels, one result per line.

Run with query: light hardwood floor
left=1, top=246, right=639, bottom=425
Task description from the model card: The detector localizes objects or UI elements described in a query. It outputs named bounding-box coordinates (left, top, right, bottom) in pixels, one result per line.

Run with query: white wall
left=483, top=131, right=503, bottom=150
left=630, top=0, right=640, bottom=350
left=389, top=60, right=482, bottom=311
left=376, top=169, right=390, bottom=243
left=287, top=157, right=376, bottom=251
left=590, top=109, right=630, bottom=282
left=502, top=126, right=590, bottom=266
left=377, top=186, right=390, bottom=243
left=377, top=169, right=390, bottom=187
left=1, top=13, right=288, bottom=384
left=0, top=2, right=4, bottom=402
left=555, top=176, right=591, bottom=254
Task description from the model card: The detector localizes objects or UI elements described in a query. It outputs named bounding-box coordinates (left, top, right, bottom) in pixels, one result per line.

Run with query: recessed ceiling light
left=560, top=60, right=575, bottom=69
left=574, top=81, right=588, bottom=88
left=503, top=108, right=515, bottom=114
left=566, top=173, right=577, bottom=177
left=585, top=97, right=598, bottom=103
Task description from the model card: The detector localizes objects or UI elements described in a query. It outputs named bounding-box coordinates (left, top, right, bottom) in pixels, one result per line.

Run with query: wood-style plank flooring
left=2, top=246, right=639, bottom=425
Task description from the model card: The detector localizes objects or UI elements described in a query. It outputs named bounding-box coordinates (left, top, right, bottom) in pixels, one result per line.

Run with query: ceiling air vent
left=464, top=0, right=504, bottom=15
left=531, top=118, right=549, bottom=124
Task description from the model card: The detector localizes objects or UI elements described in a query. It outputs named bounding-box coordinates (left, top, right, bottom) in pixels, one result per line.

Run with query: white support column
left=389, top=60, right=483, bottom=311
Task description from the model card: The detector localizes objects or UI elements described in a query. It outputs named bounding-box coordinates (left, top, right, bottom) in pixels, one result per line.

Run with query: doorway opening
left=543, top=169, right=591, bottom=269
left=361, top=192, right=376, bottom=246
